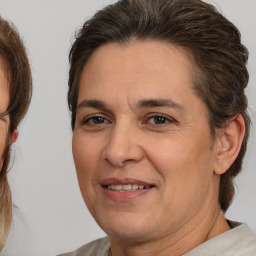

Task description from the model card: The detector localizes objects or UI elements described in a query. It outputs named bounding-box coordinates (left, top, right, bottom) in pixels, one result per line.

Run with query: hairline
left=73, top=39, right=217, bottom=139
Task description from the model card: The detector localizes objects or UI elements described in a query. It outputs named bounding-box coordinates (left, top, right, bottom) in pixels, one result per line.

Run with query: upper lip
left=101, top=178, right=155, bottom=187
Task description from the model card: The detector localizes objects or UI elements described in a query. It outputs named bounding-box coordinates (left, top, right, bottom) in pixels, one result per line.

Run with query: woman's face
left=72, top=41, right=221, bottom=241
left=0, top=58, right=10, bottom=170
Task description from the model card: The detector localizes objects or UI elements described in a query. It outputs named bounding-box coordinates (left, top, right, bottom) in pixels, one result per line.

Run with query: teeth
left=107, top=184, right=148, bottom=191
left=131, top=184, right=139, bottom=190
left=109, top=185, right=122, bottom=190
left=122, top=184, right=131, bottom=190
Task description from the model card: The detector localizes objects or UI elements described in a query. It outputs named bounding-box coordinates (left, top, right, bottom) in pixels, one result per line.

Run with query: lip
left=101, top=177, right=155, bottom=202
left=101, top=178, right=153, bottom=186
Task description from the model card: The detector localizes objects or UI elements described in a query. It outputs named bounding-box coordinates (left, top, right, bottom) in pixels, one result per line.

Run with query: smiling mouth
left=104, top=184, right=154, bottom=192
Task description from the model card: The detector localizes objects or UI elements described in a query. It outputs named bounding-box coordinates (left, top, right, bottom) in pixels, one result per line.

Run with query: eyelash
left=146, top=114, right=176, bottom=126
left=0, top=114, right=7, bottom=122
left=81, top=114, right=110, bottom=126
left=80, top=113, right=176, bottom=127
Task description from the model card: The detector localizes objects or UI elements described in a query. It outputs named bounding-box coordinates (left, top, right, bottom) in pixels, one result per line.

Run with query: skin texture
left=0, top=58, right=10, bottom=171
left=72, top=41, right=245, bottom=256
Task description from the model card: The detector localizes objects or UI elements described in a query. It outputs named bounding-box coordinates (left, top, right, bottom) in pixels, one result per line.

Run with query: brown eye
left=82, top=115, right=110, bottom=126
left=90, top=116, right=106, bottom=124
left=153, top=116, right=168, bottom=124
left=148, top=114, right=173, bottom=125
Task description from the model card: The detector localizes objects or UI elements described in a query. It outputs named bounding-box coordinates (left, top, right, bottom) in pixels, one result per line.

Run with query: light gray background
left=0, top=0, right=255, bottom=255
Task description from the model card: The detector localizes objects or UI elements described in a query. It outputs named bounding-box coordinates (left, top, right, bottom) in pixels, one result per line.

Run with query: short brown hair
left=68, top=0, right=250, bottom=212
left=0, top=16, right=32, bottom=247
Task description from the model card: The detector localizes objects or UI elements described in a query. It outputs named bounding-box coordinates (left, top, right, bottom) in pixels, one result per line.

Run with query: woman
left=60, top=0, right=256, bottom=255
left=0, top=17, right=32, bottom=250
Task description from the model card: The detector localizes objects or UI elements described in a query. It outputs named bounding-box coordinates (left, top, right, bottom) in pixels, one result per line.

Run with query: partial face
left=0, top=58, right=10, bottom=170
left=73, top=41, right=221, bottom=241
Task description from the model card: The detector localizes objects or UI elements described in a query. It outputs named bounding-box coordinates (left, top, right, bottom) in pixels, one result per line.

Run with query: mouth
left=100, top=178, right=155, bottom=201
left=103, top=184, right=154, bottom=192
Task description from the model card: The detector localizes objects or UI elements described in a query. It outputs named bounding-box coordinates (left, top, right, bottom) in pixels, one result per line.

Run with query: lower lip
left=102, top=186, right=152, bottom=202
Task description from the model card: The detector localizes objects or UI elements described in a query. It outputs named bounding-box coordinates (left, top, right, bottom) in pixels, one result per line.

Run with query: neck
left=109, top=206, right=230, bottom=256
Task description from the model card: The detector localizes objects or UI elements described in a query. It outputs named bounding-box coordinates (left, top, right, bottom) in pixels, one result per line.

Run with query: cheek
left=152, top=143, right=215, bottom=225
left=0, top=139, right=4, bottom=156
left=0, top=133, right=6, bottom=167
left=0, top=136, right=8, bottom=172
left=73, top=131, right=99, bottom=164
left=72, top=133, right=102, bottom=193
left=147, top=133, right=215, bottom=196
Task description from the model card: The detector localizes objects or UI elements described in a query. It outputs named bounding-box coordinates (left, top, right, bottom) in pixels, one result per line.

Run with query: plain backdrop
left=0, top=0, right=255, bottom=255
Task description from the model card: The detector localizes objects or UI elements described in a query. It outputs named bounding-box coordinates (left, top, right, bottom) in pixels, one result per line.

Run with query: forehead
left=78, top=40, right=196, bottom=100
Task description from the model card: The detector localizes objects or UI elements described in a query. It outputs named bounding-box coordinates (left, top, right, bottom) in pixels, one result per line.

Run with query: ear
left=214, top=115, right=245, bottom=175
left=11, top=129, right=19, bottom=144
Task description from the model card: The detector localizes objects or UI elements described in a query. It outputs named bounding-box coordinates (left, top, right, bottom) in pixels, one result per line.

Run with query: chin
left=95, top=210, right=156, bottom=241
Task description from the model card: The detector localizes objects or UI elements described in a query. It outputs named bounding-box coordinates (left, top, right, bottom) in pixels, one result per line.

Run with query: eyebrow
left=76, top=99, right=107, bottom=110
left=76, top=98, right=184, bottom=112
left=136, top=99, right=184, bottom=111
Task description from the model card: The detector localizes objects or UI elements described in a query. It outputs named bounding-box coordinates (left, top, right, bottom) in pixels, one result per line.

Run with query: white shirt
left=57, top=222, right=256, bottom=256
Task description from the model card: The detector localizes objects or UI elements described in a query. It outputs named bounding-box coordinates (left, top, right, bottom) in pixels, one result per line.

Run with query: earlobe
left=214, top=115, right=245, bottom=175
left=11, top=129, right=19, bottom=144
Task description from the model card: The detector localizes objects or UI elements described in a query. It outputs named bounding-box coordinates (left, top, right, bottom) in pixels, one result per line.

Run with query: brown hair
left=0, top=16, right=32, bottom=248
left=68, top=0, right=250, bottom=212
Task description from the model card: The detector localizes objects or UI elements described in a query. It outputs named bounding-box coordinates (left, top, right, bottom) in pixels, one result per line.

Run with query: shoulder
left=57, top=237, right=110, bottom=256
left=185, top=222, right=256, bottom=256
left=228, top=223, right=256, bottom=256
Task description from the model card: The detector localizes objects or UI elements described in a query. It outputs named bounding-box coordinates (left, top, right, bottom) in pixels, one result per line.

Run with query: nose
left=102, top=122, right=144, bottom=167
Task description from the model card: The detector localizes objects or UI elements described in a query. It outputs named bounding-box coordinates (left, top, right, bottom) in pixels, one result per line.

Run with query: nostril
left=121, top=158, right=134, bottom=165
left=102, top=132, right=144, bottom=167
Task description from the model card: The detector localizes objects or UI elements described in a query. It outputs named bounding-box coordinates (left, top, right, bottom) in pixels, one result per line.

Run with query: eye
left=147, top=114, right=174, bottom=125
left=81, top=114, right=110, bottom=126
left=0, top=112, right=8, bottom=122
